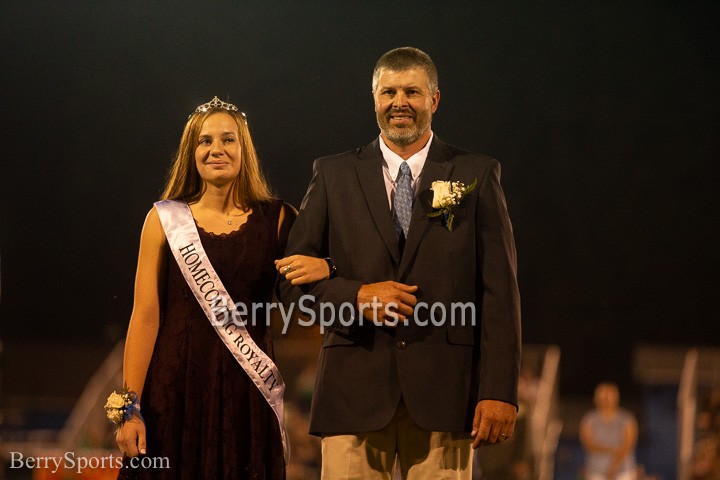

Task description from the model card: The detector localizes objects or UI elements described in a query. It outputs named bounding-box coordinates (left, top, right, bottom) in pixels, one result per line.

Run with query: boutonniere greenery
left=427, top=178, right=477, bottom=231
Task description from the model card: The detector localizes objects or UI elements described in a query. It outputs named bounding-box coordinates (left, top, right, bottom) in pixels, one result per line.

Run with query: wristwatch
left=323, top=257, right=337, bottom=279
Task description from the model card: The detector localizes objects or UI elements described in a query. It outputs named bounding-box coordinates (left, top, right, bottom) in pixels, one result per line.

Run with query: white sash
left=154, top=199, right=288, bottom=462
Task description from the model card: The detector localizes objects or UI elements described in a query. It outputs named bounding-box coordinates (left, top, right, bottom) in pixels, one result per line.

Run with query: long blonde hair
left=161, top=108, right=274, bottom=207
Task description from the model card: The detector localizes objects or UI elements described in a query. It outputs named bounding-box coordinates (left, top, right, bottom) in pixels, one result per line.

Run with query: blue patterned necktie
left=393, top=161, right=413, bottom=239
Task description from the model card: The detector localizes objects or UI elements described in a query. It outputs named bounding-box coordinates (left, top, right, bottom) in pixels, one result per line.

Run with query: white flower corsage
left=427, top=178, right=477, bottom=231
left=104, top=386, right=142, bottom=428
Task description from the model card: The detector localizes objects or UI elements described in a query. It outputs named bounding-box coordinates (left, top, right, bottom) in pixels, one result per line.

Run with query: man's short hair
left=372, top=47, right=439, bottom=94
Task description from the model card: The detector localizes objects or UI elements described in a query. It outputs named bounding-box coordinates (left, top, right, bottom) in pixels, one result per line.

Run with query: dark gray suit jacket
left=280, top=135, right=521, bottom=435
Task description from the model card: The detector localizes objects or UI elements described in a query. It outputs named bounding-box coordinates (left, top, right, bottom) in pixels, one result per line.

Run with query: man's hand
left=471, top=399, right=516, bottom=449
left=357, top=281, right=418, bottom=326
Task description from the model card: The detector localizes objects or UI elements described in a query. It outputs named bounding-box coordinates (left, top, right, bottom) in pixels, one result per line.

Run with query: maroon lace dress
left=119, top=200, right=285, bottom=480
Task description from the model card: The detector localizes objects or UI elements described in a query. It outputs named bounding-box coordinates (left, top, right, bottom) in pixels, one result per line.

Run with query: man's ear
left=431, top=89, right=440, bottom=113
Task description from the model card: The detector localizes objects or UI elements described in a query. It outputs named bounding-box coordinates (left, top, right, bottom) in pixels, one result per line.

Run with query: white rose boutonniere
left=431, top=181, right=453, bottom=209
left=428, top=178, right=477, bottom=231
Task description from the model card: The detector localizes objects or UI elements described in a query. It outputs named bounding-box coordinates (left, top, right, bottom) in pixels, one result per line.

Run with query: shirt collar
left=379, top=131, right=434, bottom=182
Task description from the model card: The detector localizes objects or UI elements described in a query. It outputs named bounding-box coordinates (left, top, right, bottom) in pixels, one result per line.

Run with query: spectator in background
left=691, top=388, right=720, bottom=480
left=580, top=382, right=638, bottom=480
left=691, top=435, right=720, bottom=480
left=698, top=388, right=720, bottom=438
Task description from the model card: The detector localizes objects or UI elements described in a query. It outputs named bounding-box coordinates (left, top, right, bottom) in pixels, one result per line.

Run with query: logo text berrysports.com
left=9, top=452, right=170, bottom=474
left=206, top=294, right=477, bottom=334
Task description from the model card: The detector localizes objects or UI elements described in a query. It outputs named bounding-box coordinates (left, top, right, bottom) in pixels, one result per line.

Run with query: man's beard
left=377, top=108, right=432, bottom=147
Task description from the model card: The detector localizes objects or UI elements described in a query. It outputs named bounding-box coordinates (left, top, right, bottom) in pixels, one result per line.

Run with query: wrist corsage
left=427, top=178, right=477, bottom=231
left=105, top=386, right=142, bottom=428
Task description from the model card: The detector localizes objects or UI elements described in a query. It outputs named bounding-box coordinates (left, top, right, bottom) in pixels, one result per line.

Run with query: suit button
left=396, top=341, right=407, bottom=349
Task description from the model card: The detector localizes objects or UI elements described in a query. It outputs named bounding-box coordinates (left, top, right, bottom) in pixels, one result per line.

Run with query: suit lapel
left=356, top=140, right=401, bottom=264
left=398, top=136, right=454, bottom=278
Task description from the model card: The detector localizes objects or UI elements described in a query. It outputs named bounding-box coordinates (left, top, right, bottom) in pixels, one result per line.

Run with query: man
left=279, top=47, right=521, bottom=479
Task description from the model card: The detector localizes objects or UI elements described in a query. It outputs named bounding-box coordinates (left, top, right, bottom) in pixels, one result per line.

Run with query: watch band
left=323, top=257, right=337, bottom=279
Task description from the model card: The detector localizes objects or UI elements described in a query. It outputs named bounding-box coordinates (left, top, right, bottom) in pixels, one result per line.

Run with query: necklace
left=200, top=204, right=249, bottom=225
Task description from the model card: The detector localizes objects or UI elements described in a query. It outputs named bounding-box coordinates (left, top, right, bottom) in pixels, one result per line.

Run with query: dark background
left=1, top=1, right=718, bottom=396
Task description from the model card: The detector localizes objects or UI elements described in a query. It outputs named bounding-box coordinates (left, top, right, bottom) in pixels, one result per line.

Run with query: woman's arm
left=608, top=415, right=638, bottom=478
left=580, top=416, right=615, bottom=454
left=116, top=208, right=166, bottom=457
left=277, top=202, right=297, bottom=255
left=275, top=202, right=330, bottom=285
left=275, top=254, right=330, bottom=285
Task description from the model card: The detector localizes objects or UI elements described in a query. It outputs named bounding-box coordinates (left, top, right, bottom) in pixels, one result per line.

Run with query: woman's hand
left=115, top=415, right=146, bottom=457
left=275, top=255, right=330, bottom=285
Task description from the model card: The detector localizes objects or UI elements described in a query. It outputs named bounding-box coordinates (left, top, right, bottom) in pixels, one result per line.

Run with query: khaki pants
left=321, top=400, right=472, bottom=480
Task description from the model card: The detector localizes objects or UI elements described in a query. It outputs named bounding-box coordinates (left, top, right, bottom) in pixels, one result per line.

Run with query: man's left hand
left=471, top=399, right=516, bottom=449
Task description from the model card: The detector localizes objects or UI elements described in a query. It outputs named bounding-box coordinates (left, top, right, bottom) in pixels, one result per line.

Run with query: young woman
left=114, top=97, right=327, bottom=479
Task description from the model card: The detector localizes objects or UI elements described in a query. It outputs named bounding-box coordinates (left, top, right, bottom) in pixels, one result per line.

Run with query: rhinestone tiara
left=194, top=96, right=239, bottom=114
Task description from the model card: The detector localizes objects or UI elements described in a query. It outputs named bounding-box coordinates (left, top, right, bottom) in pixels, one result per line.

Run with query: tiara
left=194, top=96, right=239, bottom=114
